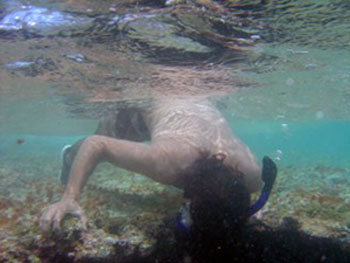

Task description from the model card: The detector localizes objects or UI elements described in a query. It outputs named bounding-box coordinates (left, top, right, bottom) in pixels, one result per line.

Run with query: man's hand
left=39, top=197, right=87, bottom=233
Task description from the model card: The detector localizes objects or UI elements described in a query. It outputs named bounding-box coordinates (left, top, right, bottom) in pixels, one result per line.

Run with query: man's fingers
left=52, top=212, right=63, bottom=233
left=39, top=201, right=88, bottom=233
left=70, top=205, right=88, bottom=231
left=80, top=212, right=88, bottom=231
left=39, top=208, right=55, bottom=233
left=39, top=216, right=50, bottom=233
left=39, top=206, right=63, bottom=233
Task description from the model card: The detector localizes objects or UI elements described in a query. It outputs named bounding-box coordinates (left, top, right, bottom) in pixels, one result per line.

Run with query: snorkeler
left=39, top=98, right=276, bottom=233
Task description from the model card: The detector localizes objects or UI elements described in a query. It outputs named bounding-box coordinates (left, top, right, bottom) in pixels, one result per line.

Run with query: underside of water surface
left=0, top=0, right=350, bottom=262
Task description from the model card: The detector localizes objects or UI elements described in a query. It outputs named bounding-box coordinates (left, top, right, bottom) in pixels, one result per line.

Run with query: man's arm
left=63, top=135, right=157, bottom=201
left=40, top=135, right=179, bottom=232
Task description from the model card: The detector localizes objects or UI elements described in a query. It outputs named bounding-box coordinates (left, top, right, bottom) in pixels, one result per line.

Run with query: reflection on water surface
left=1, top=0, right=350, bottom=125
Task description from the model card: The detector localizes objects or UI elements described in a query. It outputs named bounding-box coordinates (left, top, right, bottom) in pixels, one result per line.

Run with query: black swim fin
left=60, top=144, right=72, bottom=185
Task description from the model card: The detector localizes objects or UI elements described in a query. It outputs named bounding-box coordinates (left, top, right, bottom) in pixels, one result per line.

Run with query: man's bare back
left=39, top=98, right=262, bottom=232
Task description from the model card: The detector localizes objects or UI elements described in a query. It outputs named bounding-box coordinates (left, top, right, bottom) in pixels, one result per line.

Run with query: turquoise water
left=1, top=120, right=349, bottom=167
left=1, top=0, right=350, bottom=260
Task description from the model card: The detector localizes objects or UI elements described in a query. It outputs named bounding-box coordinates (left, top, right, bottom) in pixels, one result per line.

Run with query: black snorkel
left=175, top=156, right=277, bottom=231
left=175, top=201, right=193, bottom=231
left=247, top=156, right=277, bottom=217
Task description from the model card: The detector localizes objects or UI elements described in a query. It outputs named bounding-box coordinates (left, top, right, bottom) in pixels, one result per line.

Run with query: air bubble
left=315, top=111, right=324, bottom=120
left=274, top=149, right=283, bottom=161
left=286, top=78, right=295, bottom=86
left=280, top=123, right=289, bottom=133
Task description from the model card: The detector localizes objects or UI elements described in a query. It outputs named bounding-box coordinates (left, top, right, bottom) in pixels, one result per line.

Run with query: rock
left=64, top=53, right=86, bottom=63
left=0, top=3, right=92, bottom=35
left=4, top=57, right=58, bottom=77
left=119, top=13, right=212, bottom=53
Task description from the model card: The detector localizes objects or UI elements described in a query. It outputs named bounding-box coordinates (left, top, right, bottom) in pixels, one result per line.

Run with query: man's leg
left=95, top=107, right=150, bottom=141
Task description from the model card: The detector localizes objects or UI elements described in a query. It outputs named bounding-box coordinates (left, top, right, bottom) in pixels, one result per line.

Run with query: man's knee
left=95, top=108, right=150, bottom=142
left=81, top=135, right=108, bottom=157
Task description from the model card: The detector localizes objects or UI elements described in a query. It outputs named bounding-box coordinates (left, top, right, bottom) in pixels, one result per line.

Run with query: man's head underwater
left=176, top=154, right=277, bottom=236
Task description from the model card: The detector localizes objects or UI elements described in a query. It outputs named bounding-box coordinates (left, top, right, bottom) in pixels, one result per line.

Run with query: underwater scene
left=0, top=0, right=350, bottom=262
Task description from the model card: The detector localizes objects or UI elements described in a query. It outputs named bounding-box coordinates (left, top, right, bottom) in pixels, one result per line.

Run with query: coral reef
left=0, top=162, right=350, bottom=261
left=0, top=163, right=183, bottom=262
left=255, top=165, right=350, bottom=238
left=89, top=163, right=182, bottom=198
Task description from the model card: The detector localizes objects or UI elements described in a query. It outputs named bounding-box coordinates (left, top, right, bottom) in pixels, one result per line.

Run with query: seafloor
left=1, top=159, right=350, bottom=262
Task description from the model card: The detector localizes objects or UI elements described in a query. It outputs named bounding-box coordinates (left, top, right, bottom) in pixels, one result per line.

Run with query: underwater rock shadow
left=34, top=216, right=350, bottom=263
left=133, top=219, right=350, bottom=263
